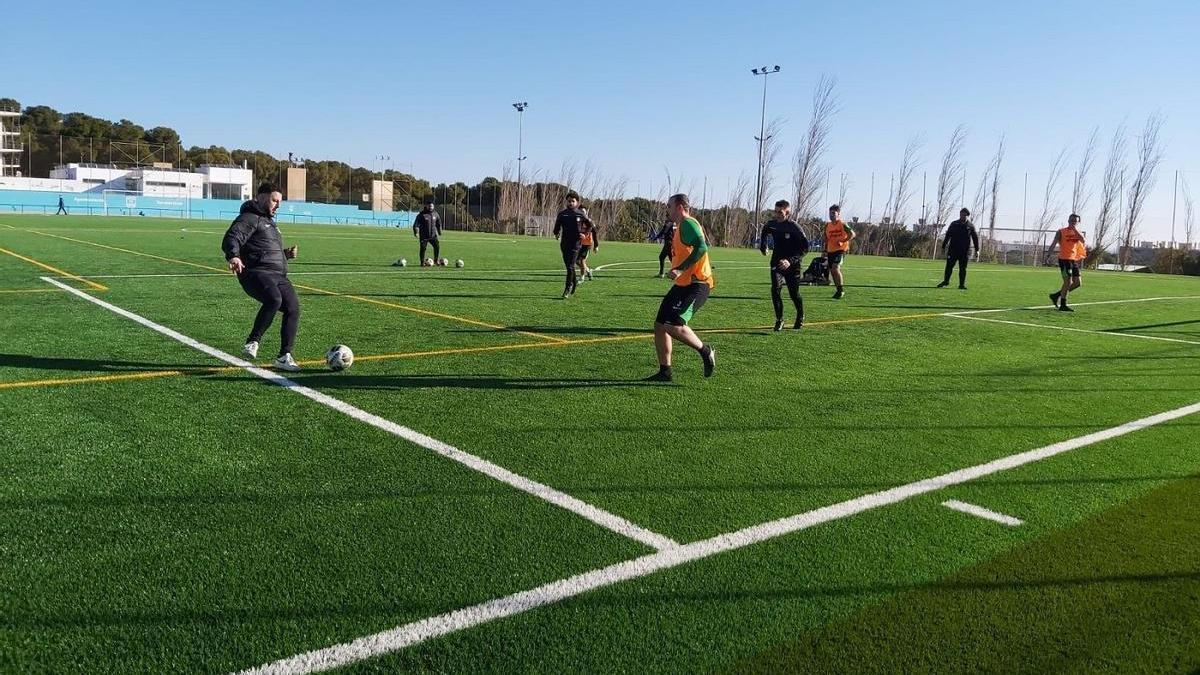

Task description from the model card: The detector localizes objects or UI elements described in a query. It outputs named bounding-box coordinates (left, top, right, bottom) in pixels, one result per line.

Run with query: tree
left=1071, top=127, right=1099, bottom=214
left=888, top=135, right=923, bottom=226
left=1118, top=113, right=1165, bottom=266
left=791, top=75, right=838, bottom=229
left=930, top=124, right=967, bottom=256
left=1090, top=124, right=1127, bottom=261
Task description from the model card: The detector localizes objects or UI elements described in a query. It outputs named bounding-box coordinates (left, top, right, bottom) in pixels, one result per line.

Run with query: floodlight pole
left=751, top=66, right=780, bottom=238
left=512, top=102, right=528, bottom=231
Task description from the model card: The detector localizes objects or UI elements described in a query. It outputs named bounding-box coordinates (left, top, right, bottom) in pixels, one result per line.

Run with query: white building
left=0, top=110, right=20, bottom=177
left=31, top=162, right=252, bottom=200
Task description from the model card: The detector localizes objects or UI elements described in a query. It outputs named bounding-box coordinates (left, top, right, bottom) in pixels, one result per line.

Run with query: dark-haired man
left=413, top=198, right=442, bottom=265
left=552, top=191, right=593, bottom=297
left=937, top=207, right=980, bottom=289
left=760, top=199, right=809, bottom=330
left=222, top=183, right=301, bottom=371
left=1048, top=213, right=1087, bottom=312
left=824, top=204, right=854, bottom=299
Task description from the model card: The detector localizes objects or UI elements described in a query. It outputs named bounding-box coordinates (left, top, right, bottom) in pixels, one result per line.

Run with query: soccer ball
left=393, top=258, right=407, bottom=267
left=455, top=259, right=464, bottom=268
left=439, top=257, right=449, bottom=267
left=424, top=258, right=434, bottom=267
left=325, top=344, right=354, bottom=371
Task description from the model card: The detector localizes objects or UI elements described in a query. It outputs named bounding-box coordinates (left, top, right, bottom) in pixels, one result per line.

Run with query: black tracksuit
left=760, top=219, right=810, bottom=322
left=222, top=200, right=299, bottom=357
left=941, top=218, right=980, bottom=287
left=653, top=221, right=676, bottom=276
left=413, top=208, right=442, bottom=262
left=552, top=207, right=594, bottom=294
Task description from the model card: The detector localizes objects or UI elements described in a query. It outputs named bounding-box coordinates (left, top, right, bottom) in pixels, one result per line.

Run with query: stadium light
left=512, top=102, right=529, bottom=230
left=751, top=65, right=781, bottom=238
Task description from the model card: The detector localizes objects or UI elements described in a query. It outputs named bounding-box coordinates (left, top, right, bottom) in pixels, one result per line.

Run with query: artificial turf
left=1, top=214, right=1198, bottom=672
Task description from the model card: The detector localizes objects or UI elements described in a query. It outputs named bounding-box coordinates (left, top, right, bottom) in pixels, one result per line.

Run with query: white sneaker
left=272, top=353, right=301, bottom=372
left=242, top=341, right=259, bottom=359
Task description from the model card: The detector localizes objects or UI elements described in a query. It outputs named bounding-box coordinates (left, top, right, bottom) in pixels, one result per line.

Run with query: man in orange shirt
left=1048, top=213, right=1087, bottom=312
left=645, top=193, right=716, bottom=382
left=824, top=204, right=855, bottom=299
left=576, top=212, right=599, bottom=282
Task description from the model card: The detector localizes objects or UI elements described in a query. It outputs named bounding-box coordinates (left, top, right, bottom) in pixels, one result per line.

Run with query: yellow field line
left=0, top=246, right=108, bottom=291
left=22, top=229, right=566, bottom=343
left=0, top=288, right=70, bottom=294
left=0, top=369, right=184, bottom=391
left=694, top=312, right=948, bottom=334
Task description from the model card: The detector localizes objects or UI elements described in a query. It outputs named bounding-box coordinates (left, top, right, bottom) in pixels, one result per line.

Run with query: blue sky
left=4, top=0, right=1197, bottom=239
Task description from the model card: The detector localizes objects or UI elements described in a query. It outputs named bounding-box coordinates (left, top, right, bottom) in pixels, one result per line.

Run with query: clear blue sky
left=4, top=0, right=1198, bottom=240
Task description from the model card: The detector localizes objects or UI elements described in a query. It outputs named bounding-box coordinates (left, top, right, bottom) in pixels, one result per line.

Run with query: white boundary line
left=40, top=276, right=677, bottom=552
left=949, top=295, right=1200, bottom=316
left=941, top=500, right=1024, bottom=526
left=946, top=313, right=1200, bottom=346
left=239, top=398, right=1200, bottom=674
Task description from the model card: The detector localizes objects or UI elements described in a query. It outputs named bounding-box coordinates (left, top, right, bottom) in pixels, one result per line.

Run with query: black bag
left=800, top=256, right=831, bottom=285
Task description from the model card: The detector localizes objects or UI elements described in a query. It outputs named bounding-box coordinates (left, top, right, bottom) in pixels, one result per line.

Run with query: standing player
left=759, top=199, right=810, bottom=330
left=1048, top=213, right=1087, bottom=312
left=645, top=193, right=716, bottom=382
left=824, top=204, right=855, bottom=299
left=222, top=183, right=301, bottom=371
left=552, top=191, right=593, bottom=297
left=651, top=218, right=676, bottom=277
left=413, top=198, right=443, bottom=265
left=576, top=215, right=599, bottom=282
left=937, top=208, right=980, bottom=289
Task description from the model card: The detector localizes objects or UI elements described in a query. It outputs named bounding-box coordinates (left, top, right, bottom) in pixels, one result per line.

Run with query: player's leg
left=830, top=253, right=846, bottom=298
left=957, top=255, right=969, bottom=288
left=938, top=255, right=954, bottom=287
left=431, top=237, right=441, bottom=262
left=770, top=268, right=785, bottom=329
left=275, top=277, right=301, bottom=358
left=419, top=239, right=428, bottom=264
left=786, top=272, right=804, bottom=328
left=239, top=271, right=282, bottom=348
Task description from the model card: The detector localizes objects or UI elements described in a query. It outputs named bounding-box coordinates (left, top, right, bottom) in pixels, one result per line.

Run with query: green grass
left=1, top=213, right=1198, bottom=673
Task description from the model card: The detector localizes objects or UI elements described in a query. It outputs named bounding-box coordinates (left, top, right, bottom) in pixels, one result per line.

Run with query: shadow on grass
left=0, top=353, right=213, bottom=373
left=263, top=373, right=672, bottom=391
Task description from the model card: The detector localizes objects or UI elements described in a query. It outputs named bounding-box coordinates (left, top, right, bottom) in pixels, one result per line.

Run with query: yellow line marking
left=22, top=229, right=566, bottom=343
left=0, top=369, right=184, bottom=390
left=0, top=246, right=108, bottom=290
left=694, top=312, right=947, bottom=334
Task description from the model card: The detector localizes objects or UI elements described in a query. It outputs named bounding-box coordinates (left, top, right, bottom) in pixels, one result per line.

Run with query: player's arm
left=412, top=214, right=420, bottom=238
left=221, top=218, right=255, bottom=273
left=970, top=226, right=980, bottom=256
left=672, top=219, right=708, bottom=273
left=758, top=223, right=772, bottom=255
left=844, top=223, right=856, bottom=241
left=592, top=226, right=600, bottom=251
left=941, top=227, right=952, bottom=252
left=552, top=212, right=562, bottom=239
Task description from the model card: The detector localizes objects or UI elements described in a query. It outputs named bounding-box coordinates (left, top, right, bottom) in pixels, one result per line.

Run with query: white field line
left=946, top=313, right=1200, bottom=346
left=239, top=398, right=1200, bottom=674
left=949, top=295, right=1200, bottom=316
left=941, top=500, right=1024, bottom=526
left=40, top=276, right=677, bottom=551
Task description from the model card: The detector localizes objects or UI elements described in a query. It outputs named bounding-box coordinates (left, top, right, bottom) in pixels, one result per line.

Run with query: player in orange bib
left=576, top=216, right=599, bottom=282
left=1048, top=213, right=1087, bottom=312
left=645, top=193, right=716, bottom=382
left=824, top=204, right=855, bottom=299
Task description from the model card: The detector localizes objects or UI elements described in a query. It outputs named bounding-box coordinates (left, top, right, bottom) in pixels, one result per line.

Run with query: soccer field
left=2, top=214, right=1199, bottom=673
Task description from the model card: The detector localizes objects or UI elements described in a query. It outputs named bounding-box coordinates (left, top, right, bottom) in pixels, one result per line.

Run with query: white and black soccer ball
left=325, top=344, right=354, bottom=371
left=393, top=258, right=407, bottom=267
left=424, top=258, right=434, bottom=267
left=439, top=257, right=449, bottom=267
left=455, top=259, right=465, bottom=268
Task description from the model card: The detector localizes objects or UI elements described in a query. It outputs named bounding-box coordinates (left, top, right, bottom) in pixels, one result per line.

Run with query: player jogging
left=552, top=191, right=593, bottom=297
left=652, top=218, right=676, bottom=277
left=1048, top=213, right=1087, bottom=312
left=759, top=199, right=810, bottom=330
left=576, top=215, right=599, bottom=282
left=824, top=204, right=854, bottom=299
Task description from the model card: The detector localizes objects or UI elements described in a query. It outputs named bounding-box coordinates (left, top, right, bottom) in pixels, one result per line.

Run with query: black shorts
left=561, top=245, right=581, bottom=267
left=826, top=251, right=846, bottom=266
left=578, top=245, right=591, bottom=260
left=655, top=282, right=710, bottom=326
left=1058, top=259, right=1081, bottom=278
left=770, top=265, right=801, bottom=288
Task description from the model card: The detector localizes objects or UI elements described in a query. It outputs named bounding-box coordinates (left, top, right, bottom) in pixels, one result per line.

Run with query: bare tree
left=792, top=75, right=839, bottom=224
left=1031, top=147, right=1071, bottom=262
left=930, top=124, right=968, bottom=256
left=837, top=172, right=851, bottom=215
left=1071, top=127, right=1099, bottom=214
left=987, top=136, right=1005, bottom=245
left=756, top=117, right=785, bottom=215
left=888, top=135, right=924, bottom=226
left=1183, top=174, right=1195, bottom=249
left=1119, top=113, right=1165, bottom=266
left=1091, top=124, right=1127, bottom=258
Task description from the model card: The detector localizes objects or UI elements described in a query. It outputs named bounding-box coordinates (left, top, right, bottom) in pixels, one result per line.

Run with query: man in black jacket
left=760, top=199, right=810, bottom=330
left=937, top=208, right=980, bottom=289
left=652, top=218, right=676, bottom=278
left=222, top=183, right=301, bottom=371
left=552, top=192, right=593, bottom=297
left=413, top=198, right=442, bottom=265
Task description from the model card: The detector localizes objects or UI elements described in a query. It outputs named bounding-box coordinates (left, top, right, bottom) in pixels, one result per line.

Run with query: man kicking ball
left=222, top=182, right=301, bottom=371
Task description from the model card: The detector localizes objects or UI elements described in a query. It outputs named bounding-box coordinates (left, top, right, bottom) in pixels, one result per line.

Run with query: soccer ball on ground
left=455, top=259, right=464, bottom=268
left=423, top=258, right=434, bottom=267
left=438, top=257, right=449, bottom=267
left=393, top=258, right=407, bottom=267
left=325, top=344, right=354, bottom=371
